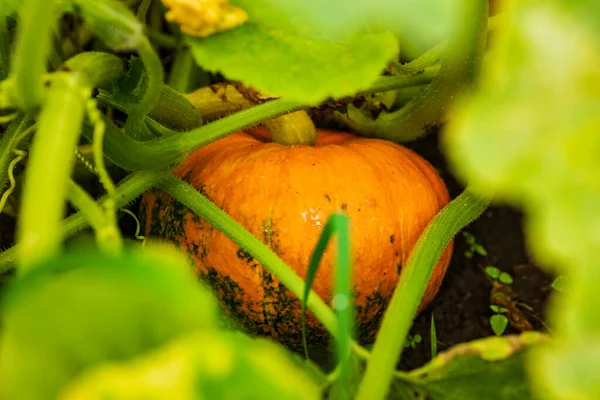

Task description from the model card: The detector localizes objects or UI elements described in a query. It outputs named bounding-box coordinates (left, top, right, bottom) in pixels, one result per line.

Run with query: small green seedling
left=430, top=314, right=437, bottom=359
left=485, top=266, right=513, bottom=285
left=462, top=231, right=487, bottom=259
left=404, top=334, right=422, bottom=349
left=489, top=305, right=509, bottom=336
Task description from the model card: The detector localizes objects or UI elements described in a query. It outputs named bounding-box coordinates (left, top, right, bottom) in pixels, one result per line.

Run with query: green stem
left=372, top=0, right=489, bottom=142
left=167, top=46, right=196, bottom=93
left=0, top=169, right=168, bottom=272
left=355, top=188, right=490, bottom=400
left=389, top=42, right=446, bottom=76
left=0, top=114, right=34, bottom=193
left=87, top=72, right=441, bottom=171
left=64, top=52, right=124, bottom=91
left=136, top=0, right=153, bottom=22
left=66, top=180, right=122, bottom=253
left=16, top=74, right=86, bottom=269
left=11, top=0, right=58, bottom=110
left=157, top=175, right=339, bottom=337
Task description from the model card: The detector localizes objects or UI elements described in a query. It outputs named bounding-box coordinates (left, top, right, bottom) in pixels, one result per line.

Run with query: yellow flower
left=161, top=0, right=248, bottom=38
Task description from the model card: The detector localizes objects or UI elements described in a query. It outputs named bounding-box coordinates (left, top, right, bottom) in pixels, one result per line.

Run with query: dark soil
left=394, top=131, right=554, bottom=371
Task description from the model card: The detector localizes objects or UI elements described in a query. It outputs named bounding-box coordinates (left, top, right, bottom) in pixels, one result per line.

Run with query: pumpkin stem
left=185, top=82, right=317, bottom=145
left=263, top=110, right=317, bottom=146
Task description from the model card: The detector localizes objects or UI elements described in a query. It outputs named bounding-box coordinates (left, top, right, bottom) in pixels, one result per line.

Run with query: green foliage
left=0, top=246, right=221, bottom=399
left=391, top=333, right=549, bottom=399
left=462, top=231, right=487, bottom=258
left=489, top=307, right=509, bottom=336
left=186, top=0, right=461, bottom=104
left=58, top=331, right=322, bottom=400
left=443, top=1, right=600, bottom=399
left=188, top=25, right=398, bottom=105
left=3, top=0, right=594, bottom=399
left=485, top=266, right=513, bottom=285
left=404, top=334, right=422, bottom=349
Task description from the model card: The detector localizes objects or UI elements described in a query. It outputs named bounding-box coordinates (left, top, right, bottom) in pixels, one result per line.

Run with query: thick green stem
left=87, top=73, right=439, bottom=171
left=372, top=0, right=489, bottom=142
left=64, top=52, right=124, bottom=91
left=10, top=0, right=58, bottom=110
left=16, top=74, right=86, bottom=269
left=157, top=175, right=339, bottom=336
left=0, top=169, right=168, bottom=272
left=167, top=46, right=196, bottom=93
left=356, top=188, right=490, bottom=400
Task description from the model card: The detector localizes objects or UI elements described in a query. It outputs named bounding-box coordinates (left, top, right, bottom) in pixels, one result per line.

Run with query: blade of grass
left=430, top=313, right=437, bottom=359
left=300, top=213, right=354, bottom=398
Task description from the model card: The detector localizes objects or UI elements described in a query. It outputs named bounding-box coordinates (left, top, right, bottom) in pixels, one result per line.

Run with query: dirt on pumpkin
left=0, top=129, right=554, bottom=373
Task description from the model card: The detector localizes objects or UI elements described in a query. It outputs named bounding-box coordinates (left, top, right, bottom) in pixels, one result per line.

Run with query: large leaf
left=0, top=245, right=221, bottom=400
left=58, top=331, right=322, bottom=400
left=390, top=333, right=550, bottom=399
left=442, top=1, right=600, bottom=399
left=187, top=0, right=459, bottom=104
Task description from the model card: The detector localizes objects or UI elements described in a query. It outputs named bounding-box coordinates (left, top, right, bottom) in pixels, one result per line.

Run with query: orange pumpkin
left=140, top=127, right=453, bottom=347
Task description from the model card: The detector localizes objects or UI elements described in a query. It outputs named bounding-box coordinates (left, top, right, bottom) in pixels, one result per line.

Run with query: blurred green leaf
left=442, top=1, right=600, bottom=399
left=0, top=245, right=221, bottom=400
left=58, top=331, right=322, bottom=400
left=187, top=0, right=459, bottom=104
left=390, top=333, right=550, bottom=399
left=551, top=275, right=567, bottom=292
left=498, top=272, right=513, bottom=285
left=490, top=315, right=508, bottom=336
left=486, top=266, right=500, bottom=279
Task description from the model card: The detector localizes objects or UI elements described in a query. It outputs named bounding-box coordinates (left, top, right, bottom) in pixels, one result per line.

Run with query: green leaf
left=490, top=305, right=500, bottom=313
left=58, top=331, right=322, bottom=400
left=0, top=245, right=221, bottom=400
left=499, top=272, right=513, bottom=285
left=473, top=244, right=488, bottom=257
left=391, top=333, right=550, bottom=400
left=186, top=0, right=463, bottom=104
left=188, top=24, right=398, bottom=105
left=485, top=266, right=500, bottom=279
left=442, top=2, right=600, bottom=398
left=491, top=315, right=508, bottom=336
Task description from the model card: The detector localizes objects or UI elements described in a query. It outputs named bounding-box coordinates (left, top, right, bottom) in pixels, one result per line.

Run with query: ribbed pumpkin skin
left=140, top=128, right=453, bottom=347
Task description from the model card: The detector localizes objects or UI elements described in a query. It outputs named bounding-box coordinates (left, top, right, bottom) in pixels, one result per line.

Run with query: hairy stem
left=16, top=74, right=86, bottom=269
